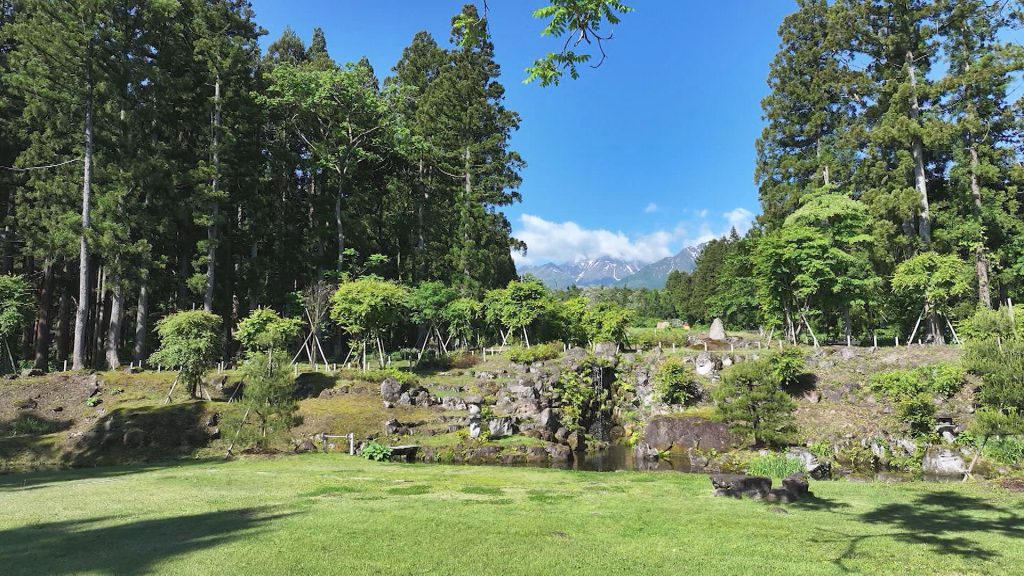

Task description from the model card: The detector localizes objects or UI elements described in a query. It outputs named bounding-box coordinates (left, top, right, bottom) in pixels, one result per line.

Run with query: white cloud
left=643, top=202, right=659, bottom=214
left=513, top=214, right=680, bottom=265
left=724, top=207, right=755, bottom=234
left=513, top=207, right=759, bottom=266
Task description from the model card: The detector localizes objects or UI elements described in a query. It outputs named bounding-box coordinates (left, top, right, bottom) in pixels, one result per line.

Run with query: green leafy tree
left=236, top=308, right=302, bottom=354
left=892, top=252, right=973, bottom=345
left=408, top=281, right=457, bottom=355
left=484, top=279, right=547, bottom=346
left=418, top=5, right=523, bottom=293
left=261, top=61, right=388, bottom=268
left=939, top=0, right=1024, bottom=308
left=756, top=0, right=860, bottom=228
left=442, top=297, right=483, bottom=350
left=329, top=277, right=408, bottom=369
left=149, top=310, right=222, bottom=399
left=584, top=302, right=633, bottom=346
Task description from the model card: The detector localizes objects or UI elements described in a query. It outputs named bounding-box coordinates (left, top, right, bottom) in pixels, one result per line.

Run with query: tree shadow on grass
left=0, top=458, right=222, bottom=492
left=809, top=490, right=1024, bottom=572
left=0, top=506, right=293, bottom=576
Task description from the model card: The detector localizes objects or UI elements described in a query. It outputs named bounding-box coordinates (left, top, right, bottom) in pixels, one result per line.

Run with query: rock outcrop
left=643, top=415, right=733, bottom=452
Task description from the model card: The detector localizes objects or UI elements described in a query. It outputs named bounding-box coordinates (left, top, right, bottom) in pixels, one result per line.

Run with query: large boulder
left=593, top=342, right=619, bottom=358
left=708, top=318, right=728, bottom=341
left=644, top=415, right=733, bottom=452
left=709, top=474, right=772, bottom=499
left=922, top=447, right=966, bottom=478
left=488, top=417, right=518, bottom=439
left=694, top=352, right=721, bottom=376
left=380, top=378, right=404, bottom=403
left=539, top=407, right=559, bottom=431
left=786, top=447, right=832, bottom=480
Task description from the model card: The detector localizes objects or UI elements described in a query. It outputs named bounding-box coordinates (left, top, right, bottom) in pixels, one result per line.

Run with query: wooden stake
left=163, top=375, right=180, bottom=404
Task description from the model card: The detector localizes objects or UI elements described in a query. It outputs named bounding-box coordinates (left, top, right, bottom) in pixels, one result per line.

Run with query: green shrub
left=553, top=362, right=597, bottom=431
left=351, top=368, right=419, bottom=387
left=897, top=393, right=937, bottom=437
left=869, top=369, right=925, bottom=399
left=654, top=357, right=700, bottom=406
left=507, top=342, right=562, bottom=364
left=360, top=442, right=393, bottom=462
left=918, top=363, right=966, bottom=397
left=5, top=413, right=62, bottom=436
left=836, top=444, right=875, bottom=473
left=766, top=347, right=806, bottom=390
left=808, top=441, right=833, bottom=460
left=959, top=305, right=1024, bottom=342
left=870, top=362, right=965, bottom=400
left=886, top=452, right=923, bottom=475
left=983, top=436, right=1024, bottom=466
left=747, top=453, right=805, bottom=479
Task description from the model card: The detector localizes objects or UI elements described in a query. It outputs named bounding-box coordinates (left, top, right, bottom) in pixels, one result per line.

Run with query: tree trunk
left=56, top=266, right=71, bottom=365
left=204, top=77, right=221, bottom=313
left=968, top=143, right=991, bottom=308
left=416, top=158, right=426, bottom=282
left=906, top=51, right=931, bottom=245
left=105, top=276, right=124, bottom=369
left=844, top=307, right=852, bottom=348
left=462, top=147, right=472, bottom=282
left=335, top=177, right=345, bottom=269
left=177, top=247, right=190, bottom=309
left=72, top=79, right=95, bottom=371
left=132, top=282, right=149, bottom=364
left=33, top=262, right=54, bottom=371
left=928, top=311, right=946, bottom=345
left=92, top=265, right=107, bottom=366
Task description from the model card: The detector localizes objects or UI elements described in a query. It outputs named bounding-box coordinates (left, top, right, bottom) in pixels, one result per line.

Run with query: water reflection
left=558, top=444, right=691, bottom=473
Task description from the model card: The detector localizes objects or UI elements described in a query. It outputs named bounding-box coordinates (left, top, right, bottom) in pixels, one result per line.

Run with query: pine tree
left=7, top=0, right=118, bottom=370
left=756, top=0, right=862, bottom=229
left=418, top=5, right=523, bottom=294
left=939, top=0, right=1024, bottom=308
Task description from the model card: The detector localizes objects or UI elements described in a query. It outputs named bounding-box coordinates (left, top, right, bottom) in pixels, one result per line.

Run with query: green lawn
left=2, top=456, right=1022, bottom=575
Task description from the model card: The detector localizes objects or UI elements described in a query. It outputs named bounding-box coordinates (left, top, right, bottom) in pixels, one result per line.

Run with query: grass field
left=2, top=456, right=1022, bottom=575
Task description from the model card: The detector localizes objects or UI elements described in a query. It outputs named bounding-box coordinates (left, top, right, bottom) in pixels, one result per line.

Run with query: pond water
left=555, top=444, right=691, bottom=472
left=421, top=446, right=961, bottom=482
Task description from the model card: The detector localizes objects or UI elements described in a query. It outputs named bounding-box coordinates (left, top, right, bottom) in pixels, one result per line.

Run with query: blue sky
left=249, top=0, right=798, bottom=265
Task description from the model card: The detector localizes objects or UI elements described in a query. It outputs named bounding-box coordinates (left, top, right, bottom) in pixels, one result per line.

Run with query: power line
left=0, top=157, right=81, bottom=172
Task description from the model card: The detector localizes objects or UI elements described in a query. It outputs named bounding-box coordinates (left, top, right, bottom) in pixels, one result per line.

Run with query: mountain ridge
left=518, top=243, right=705, bottom=289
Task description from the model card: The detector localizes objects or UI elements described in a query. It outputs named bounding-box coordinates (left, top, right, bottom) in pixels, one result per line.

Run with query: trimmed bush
left=507, top=342, right=562, bottom=364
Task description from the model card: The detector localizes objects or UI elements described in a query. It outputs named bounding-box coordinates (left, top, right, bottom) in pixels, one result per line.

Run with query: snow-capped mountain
left=518, top=257, right=643, bottom=289
left=518, top=244, right=705, bottom=290
left=614, top=243, right=705, bottom=289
